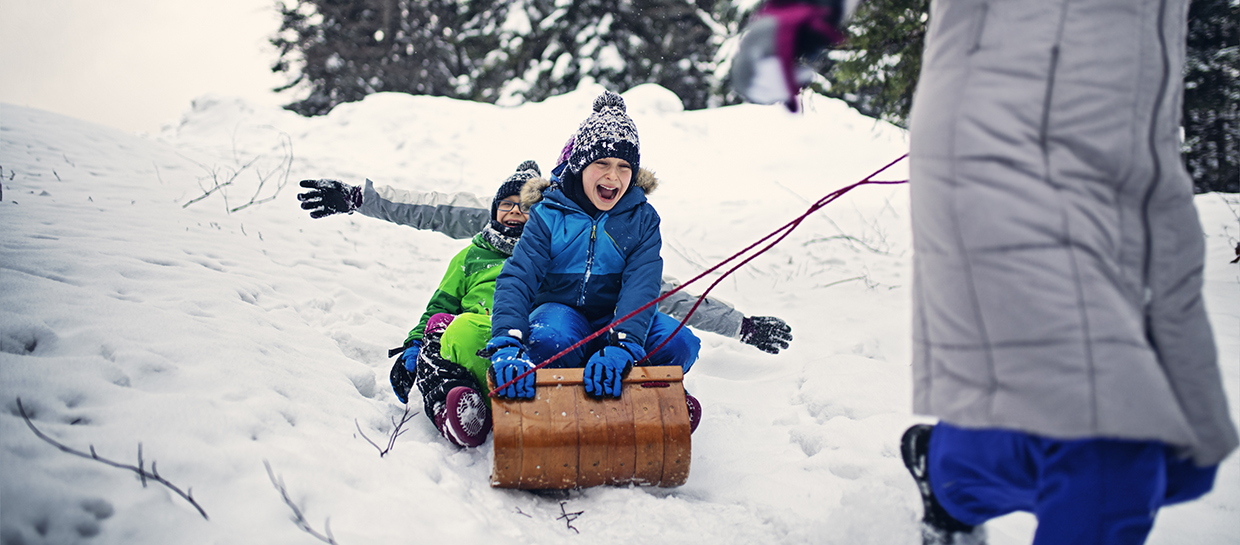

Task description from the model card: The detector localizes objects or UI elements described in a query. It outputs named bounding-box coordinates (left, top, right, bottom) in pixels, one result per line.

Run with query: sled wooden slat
left=489, top=366, right=691, bottom=489
left=574, top=386, right=609, bottom=488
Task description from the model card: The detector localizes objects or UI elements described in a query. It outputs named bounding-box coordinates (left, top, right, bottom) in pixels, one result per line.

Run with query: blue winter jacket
left=491, top=167, right=663, bottom=348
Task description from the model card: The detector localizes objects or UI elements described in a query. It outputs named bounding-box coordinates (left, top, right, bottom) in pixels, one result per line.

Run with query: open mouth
left=597, top=185, right=619, bottom=201
left=504, top=220, right=524, bottom=227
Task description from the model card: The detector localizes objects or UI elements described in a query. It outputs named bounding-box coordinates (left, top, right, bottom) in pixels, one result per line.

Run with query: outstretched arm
left=358, top=180, right=489, bottom=239
left=297, top=178, right=489, bottom=240
left=658, top=277, right=793, bottom=354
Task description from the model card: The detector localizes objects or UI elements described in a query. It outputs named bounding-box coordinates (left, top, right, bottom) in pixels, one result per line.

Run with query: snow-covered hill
left=2, top=85, right=1237, bottom=544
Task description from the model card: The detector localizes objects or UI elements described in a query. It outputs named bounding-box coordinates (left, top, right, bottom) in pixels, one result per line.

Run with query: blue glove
left=401, top=341, right=422, bottom=372
left=486, top=336, right=535, bottom=399
left=583, top=339, right=643, bottom=398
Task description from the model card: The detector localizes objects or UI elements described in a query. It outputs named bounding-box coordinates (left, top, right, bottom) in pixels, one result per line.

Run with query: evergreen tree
left=810, top=0, right=928, bottom=127
left=271, top=0, right=507, bottom=115
left=272, top=0, right=739, bottom=113
left=1183, top=0, right=1239, bottom=193
left=496, top=0, right=737, bottom=110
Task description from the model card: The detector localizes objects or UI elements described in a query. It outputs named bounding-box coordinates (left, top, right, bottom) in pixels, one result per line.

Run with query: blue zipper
left=580, top=219, right=598, bottom=306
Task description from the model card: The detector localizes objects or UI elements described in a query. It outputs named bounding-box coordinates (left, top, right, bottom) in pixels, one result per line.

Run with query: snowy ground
left=1, top=85, right=1237, bottom=545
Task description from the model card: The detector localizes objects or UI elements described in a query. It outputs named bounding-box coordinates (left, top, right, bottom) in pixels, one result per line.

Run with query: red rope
left=489, top=153, right=909, bottom=397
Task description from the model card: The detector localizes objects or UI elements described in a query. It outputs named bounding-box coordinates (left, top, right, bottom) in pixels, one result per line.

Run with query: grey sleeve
left=357, top=179, right=490, bottom=240
left=658, top=276, right=745, bottom=339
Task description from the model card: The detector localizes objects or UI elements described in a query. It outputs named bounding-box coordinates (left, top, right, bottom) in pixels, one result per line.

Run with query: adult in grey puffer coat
left=908, top=0, right=1236, bottom=469
left=902, top=0, right=1238, bottom=541
left=731, top=0, right=1236, bottom=542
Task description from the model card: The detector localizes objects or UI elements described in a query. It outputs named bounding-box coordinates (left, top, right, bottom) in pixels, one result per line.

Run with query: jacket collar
left=521, top=162, right=658, bottom=216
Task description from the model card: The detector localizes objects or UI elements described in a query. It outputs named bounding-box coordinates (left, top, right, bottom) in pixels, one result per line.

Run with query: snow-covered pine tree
left=271, top=0, right=741, bottom=114
left=495, top=0, right=738, bottom=110
left=1183, top=0, right=1238, bottom=194
left=809, top=0, right=928, bottom=127
left=271, top=0, right=509, bottom=115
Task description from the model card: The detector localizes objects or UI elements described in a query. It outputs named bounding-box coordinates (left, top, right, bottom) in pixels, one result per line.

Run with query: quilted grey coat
left=908, top=0, right=1237, bottom=466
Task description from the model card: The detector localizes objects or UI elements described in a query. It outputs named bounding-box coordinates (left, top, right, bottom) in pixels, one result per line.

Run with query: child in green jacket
left=391, top=161, right=540, bottom=447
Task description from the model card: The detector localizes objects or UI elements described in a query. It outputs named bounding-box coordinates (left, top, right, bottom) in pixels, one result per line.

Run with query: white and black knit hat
left=487, top=160, right=541, bottom=243
left=567, top=91, right=640, bottom=176
left=495, top=160, right=541, bottom=203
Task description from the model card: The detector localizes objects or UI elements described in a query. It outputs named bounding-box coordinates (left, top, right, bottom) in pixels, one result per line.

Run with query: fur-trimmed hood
left=520, top=167, right=659, bottom=210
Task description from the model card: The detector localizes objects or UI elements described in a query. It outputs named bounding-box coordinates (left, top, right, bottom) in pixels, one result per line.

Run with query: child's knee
left=658, top=329, right=701, bottom=372
left=527, top=303, right=589, bottom=367
left=440, top=313, right=494, bottom=387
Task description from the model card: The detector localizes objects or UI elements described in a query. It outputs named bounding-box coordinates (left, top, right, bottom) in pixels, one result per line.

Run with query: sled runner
left=489, top=366, right=691, bottom=489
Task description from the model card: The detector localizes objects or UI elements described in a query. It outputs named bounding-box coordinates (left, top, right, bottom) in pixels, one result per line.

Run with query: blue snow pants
left=526, top=302, right=700, bottom=373
left=930, top=422, right=1219, bottom=545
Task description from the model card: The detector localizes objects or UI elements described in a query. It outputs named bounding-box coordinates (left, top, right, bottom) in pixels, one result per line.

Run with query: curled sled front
left=488, top=366, right=691, bottom=489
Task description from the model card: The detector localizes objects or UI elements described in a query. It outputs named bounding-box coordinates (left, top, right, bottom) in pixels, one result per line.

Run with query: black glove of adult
left=298, top=179, right=362, bottom=218
left=740, top=316, right=793, bottom=354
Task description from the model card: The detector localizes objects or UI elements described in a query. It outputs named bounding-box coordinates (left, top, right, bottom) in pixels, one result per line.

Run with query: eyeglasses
left=496, top=201, right=529, bottom=213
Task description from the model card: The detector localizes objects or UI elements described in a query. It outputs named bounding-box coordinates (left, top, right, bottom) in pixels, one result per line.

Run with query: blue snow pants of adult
left=526, top=302, right=700, bottom=372
left=929, top=422, right=1219, bottom=545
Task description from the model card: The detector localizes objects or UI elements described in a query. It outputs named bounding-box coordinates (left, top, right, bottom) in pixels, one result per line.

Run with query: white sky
left=0, top=0, right=288, bottom=134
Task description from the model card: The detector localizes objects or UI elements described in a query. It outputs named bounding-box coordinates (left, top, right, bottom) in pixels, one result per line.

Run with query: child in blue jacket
left=487, top=91, right=700, bottom=400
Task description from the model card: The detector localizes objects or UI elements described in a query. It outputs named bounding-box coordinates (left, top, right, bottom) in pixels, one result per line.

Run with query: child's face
left=582, top=157, right=632, bottom=211
left=495, top=195, right=529, bottom=227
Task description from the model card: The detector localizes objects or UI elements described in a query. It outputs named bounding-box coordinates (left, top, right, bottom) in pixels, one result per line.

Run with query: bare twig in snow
left=180, top=130, right=292, bottom=213
left=355, top=404, right=417, bottom=458
left=181, top=154, right=259, bottom=209
left=557, top=501, right=583, bottom=534
left=16, top=397, right=209, bottom=520
left=264, top=461, right=339, bottom=544
left=230, top=133, right=294, bottom=213
left=803, top=235, right=892, bottom=255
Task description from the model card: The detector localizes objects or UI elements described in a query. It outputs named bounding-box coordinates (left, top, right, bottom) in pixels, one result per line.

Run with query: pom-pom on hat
left=496, top=160, right=541, bottom=203
left=567, top=91, right=640, bottom=176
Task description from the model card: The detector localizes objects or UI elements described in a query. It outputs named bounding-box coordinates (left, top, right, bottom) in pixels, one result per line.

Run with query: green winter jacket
left=405, top=232, right=507, bottom=343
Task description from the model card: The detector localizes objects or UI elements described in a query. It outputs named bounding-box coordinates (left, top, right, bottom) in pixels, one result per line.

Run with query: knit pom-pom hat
left=489, top=160, right=541, bottom=239
left=495, top=160, right=541, bottom=204
left=567, top=91, right=640, bottom=176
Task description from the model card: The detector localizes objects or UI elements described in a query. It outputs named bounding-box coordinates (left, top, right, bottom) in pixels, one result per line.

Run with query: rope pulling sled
left=487, top=154, right=910, bottom=489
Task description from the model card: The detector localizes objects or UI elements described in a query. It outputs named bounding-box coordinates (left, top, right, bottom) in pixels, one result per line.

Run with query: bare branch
left=802, top=234, right=892, bottom=255
left=264, top=460, right=339, bottom=544
left=15, top=398, right=209, bottom=520
left=181, top=154, right=260, bottom=209
left=230, top=133, right=294, bottom=213
left=557, top=501, right=583, bottom=534
left=354, top=404, right=417, bottom=458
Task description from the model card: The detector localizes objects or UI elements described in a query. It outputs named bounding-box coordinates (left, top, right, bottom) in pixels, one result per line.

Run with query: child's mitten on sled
left=485, top=335, right=535, bottom=399
left=584, top=338, right=643, bottom=399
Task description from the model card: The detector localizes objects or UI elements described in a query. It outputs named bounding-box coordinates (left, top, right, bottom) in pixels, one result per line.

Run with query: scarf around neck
left=481, top=220, right=520, bottom=256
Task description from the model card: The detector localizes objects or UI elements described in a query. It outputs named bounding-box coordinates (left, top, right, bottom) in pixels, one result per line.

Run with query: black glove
left=298, top=179, right=362, bottom=218
left=740, top=316, right=793, bottom=354
left=390, top=359, right=415, bottom=404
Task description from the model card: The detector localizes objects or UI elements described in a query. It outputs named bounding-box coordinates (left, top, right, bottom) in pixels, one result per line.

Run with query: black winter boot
left=901, top=424, right=987, bottom=545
